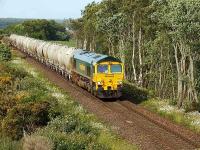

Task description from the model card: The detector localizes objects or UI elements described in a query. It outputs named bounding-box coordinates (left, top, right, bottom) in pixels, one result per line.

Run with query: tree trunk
left=119, top=37, right=125, bottom=64
left=159, top=47, right=163, bottom=98
left=168, top=48, right=176, bottom=100
left=83, top=37, right=87, bottom=50
left=138, top=27, right=143, bottom=86
left=174, top=43, right=183, bottom=108
left=188, top=55, right=198, bottom=104
left=132, top=13, right=137, bottom=82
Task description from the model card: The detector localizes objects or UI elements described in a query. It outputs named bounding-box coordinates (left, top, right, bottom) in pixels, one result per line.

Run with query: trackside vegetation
left=122, top=81, right=200, bottom=133
left=141, top=99, right=200, bottom=133
left=0, top=43, right=137, bottom=149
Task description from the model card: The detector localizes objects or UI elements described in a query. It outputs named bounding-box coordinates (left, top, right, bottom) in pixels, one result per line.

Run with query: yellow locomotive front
left=92, top=61, right=124, bottom=98
left=73, top=50, right=124, bottom=99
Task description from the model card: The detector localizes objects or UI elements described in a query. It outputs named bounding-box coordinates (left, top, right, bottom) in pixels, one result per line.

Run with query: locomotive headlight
left=118, top=81, right=123, bottom=85
left=97, top=81, right=102, bottom=85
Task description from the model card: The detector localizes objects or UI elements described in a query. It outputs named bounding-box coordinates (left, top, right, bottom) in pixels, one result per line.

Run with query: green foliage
left=36, top=119, right=109, bottom=150
left=0, top=18, right=26, bottom=29
left=141, top=98, right=200, bottom=133
left=0, top=135, right=21, bottom=150
left=4, top=24, right=25, bottom=36
left=0, top=62, right=60, bottom=140
left=4, top=19, right=70, bottom=41
left=8, top=66, right=29, bottom=79
left=184, top=101, right=200, bottom=113
left=19, top=77, right=49, bottom=103
left=54, top=133, right=95, bottom=150
left=46, top=115, right=98, bottom=136
left=0, top=94, right=16, bottom=117
left=2, top=101, right=51, bottom=140
left=0, top=43, right=11, bottom=61
left=0, top=29, right=4, bottom=36
left=97, top=131, right=137, bottom=150
left=122, top=82, right=149, bottom=103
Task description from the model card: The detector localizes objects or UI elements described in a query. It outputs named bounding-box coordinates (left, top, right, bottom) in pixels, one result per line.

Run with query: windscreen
left=98, top=65, right=108, bottom=73
left=111, top=64, right=122, bottom=73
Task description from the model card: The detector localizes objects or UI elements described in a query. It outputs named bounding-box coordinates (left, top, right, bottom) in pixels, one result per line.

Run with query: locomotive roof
left=73, top=49, right=121, bottom=65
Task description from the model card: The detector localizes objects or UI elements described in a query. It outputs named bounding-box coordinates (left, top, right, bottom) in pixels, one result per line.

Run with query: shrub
left=169, top=98, right=177, bottom=106
left=55, top=133, right=92, bottom=150
left=18, top=77, right=53, bottom=104
left=0, top=63, right=28, bottom=80
left=0, top=95, right=17, bottom=117
left=20, top=77, right=46, bottom=91
left=184, top=101, right=200, bottom=113
left=34, top=114, right=108, bottom=150
left=47, top=114, right=98, bottom=136
left=122, top=82, right=149, bottom=103
left=47, top=97, right=62, bottom=119
left=0, top=43, right=11, bottom=61
left=40, top=131, right=107, bottom=150
left=10, top=67, right=29, bottom=80
left=2, top=101, right=51, bottom=140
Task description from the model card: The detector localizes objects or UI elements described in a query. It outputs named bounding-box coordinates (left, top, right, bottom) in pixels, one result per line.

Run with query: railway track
left=14, top=48, right=200, bottom=150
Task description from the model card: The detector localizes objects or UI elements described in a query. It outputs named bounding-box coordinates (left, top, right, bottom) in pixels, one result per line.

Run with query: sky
left=0, top=0, right=102, bottom=19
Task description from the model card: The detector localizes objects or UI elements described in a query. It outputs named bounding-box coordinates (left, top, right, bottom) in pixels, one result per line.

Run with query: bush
left=38, top=130, right=108, bottom=150
left=10, top=67, right=29, bottom=80
left=0, top=63, right=28, bottom=79
left=20, top=77, right=48, bottom=93
left=122, top=82, right=149, bottom=103
left=45, top=114, right=98, bottom=136
left=34, top=114, right=109, bottom=150
left=19, top=77, right=51, bottom=103
left=2, top=101, right=51, bottom=140
left=0, top=95, right=17, bottom=117
left=0, top=62, right=62, bottom=140
left=184, top=101, right=200, bottom=113
left=55, top=133, right=92, bottom=150
left=0, top=43, right=11, bottom=61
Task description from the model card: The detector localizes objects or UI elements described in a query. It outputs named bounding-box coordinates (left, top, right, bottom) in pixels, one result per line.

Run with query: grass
left=0, top=136, right=21, bottom=150
left=122, top=78, right=200, bottom=134
left=98, top=131, right=138, bottom=150
left=8, top=48, right=137, bottom=149
left=141, top=98, right=200, bottom=133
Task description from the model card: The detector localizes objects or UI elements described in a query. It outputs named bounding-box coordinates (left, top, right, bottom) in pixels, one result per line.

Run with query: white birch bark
left=138, top=27, right=143, bottom=86
left=132, top=12, right=137, bottom=82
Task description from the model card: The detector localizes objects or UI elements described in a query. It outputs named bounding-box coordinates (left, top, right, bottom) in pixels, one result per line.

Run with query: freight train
left=8, top=34, right=124, bottom=98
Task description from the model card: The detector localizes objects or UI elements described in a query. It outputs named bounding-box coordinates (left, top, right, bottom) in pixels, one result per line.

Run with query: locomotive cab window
left=111, top=64, right=122, bottom=73
left=98, top=65, right=108, bottom=73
